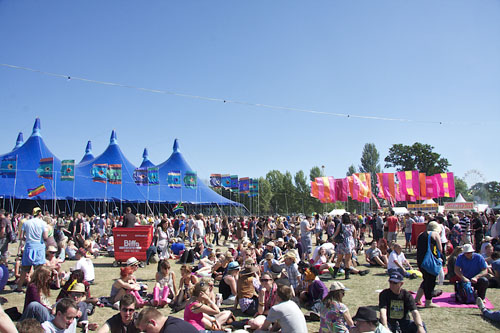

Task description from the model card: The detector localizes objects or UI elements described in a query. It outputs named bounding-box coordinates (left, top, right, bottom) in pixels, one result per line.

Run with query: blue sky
left=0, top=1, right=499, bottom=186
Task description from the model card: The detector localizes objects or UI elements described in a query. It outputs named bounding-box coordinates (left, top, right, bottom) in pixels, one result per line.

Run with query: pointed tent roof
left=155, top=139, right=241, bottom=206
left=13, top=132, right=24, bottom=150
left=74, top=131, right=148, bottom=202
left=139, top=148, right=155, bottom=169
left=0, top=118, right=73, bottom=200
left=79, top=141, right=95, bottom=164
left=455, top=193, right=467, bottom=203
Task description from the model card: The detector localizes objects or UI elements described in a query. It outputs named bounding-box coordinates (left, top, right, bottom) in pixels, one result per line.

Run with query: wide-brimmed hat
left=462, top=244, right=474, bottom=253
left=69, top=283, right=86, bottom=293
left=227, top=261, right=240, bottom=271
left=244, top=257, right=255, bottom=266
left=240, top=266, right=258, bottom=276
left=126, top=257, right=139, bottom=266
left=266, top=241, right=275, bottom=247
left=352, top=306, right=378, bottom=322
left=270, top=263, right=283, bottom=275
left=329, top=281, right=347, bottom=292
left=283, top=252, right=297, bottom=262
left=227, top=244, right=235, bottom=249
left=47, top=245, right=58, bottom=253
left=33, top=207, right=42, bottom=215
left=265, top=252, right=275, bottom=260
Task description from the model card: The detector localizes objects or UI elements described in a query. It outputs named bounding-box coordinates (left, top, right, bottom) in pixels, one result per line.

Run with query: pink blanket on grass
left=412, top=292, right=494, bottom=309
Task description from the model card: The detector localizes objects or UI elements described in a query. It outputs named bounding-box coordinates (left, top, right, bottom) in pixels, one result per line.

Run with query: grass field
left=2, top=236, right=500, bottom=332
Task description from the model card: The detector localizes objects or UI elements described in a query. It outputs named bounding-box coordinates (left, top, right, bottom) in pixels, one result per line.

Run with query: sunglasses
left=261, top=278, right=272, bottom=282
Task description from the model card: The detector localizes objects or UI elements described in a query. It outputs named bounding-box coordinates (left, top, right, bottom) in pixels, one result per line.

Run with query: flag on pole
left=210, top=174, right=221, bottom=188
left=60, top=160, right=75, bottom=181
left=184, top=171, right=197, bottom=188
left=0, top=156, right=16, bottom=178
left=371, top=193, right=381, bottom=209
left=230, top=175, right=239, bottom=192
left=376, top=173, right=396, bottom=200
left=425, top=175, right=438, bottom=198
left=249, top=178, right=259, bottom=197
left=418, top=173, right=427, bottom=199
left=107, top=164, right=122, bottom=184
left=221, top=174, right=231, bottom=189
left=148, top=167, right=159, bottom=185
left=91, top=164, right=108, bottom=183
left=28, top=184, right=46, bottom=197
left=396, top=170, right=420, bottom=197
left=436, top=172, right=455, bottom=198
left=334, top=178, right=349, bottom=201
left=133, top=168, right=148, bottom=185
left=173, top=202, right=184, bottom=213
left=313, top=177, right=335, bottom=203
left=37, top=157, right=53, bottom=179
left=354, top=173, right=371, bottom=202
left=167, top=171, right=181, bottom=188
left=239, top=177, right=250, bottom=193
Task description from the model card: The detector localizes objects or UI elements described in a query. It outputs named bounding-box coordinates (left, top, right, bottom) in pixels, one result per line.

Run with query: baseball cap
left=388, top=272, right=404, bottom=283
left=32, top=207, right=42, bottom=215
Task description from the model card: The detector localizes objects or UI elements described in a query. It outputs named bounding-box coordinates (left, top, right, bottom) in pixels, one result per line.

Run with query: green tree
left=257, top=177, right=272, bottom=214
left=470, top=181, right=500, bottom=206
left=384, top=143, right=450, bottom=175
left=295, top=170, right=314, bottom=214
left=359, top=143, right=381, bottom=194
left=454, top=177, right=471, bottom=201
left=310, top=166, right=322, bottom=182
left=346, top=164, right=357, bottom=176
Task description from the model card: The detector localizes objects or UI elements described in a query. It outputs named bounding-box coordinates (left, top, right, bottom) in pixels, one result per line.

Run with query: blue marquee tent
left=139, top=148, right=155, bottom=169
left=79, top=141, right=95, bottom=164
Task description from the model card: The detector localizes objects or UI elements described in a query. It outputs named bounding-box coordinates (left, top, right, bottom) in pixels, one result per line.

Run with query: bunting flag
left=371, top=193, right=382, bottom=209
left=313, top=177, right=335, bottom=203
left=354, top=173, right=371, bottom=202
left=221, top=174, right=231, bottom=188
left=425, top=175, right=438, bottom=198
left=395, top=183, right=406, bottom=202
left=239, top=177, right=250, bottom=193
left=334, top=178, right=349, bottom=201
left=173, top=202, right=184, bottom=213
left=376, top=173, right=396, bottom=200
left=210, top=174, right=221, bottom=188
left=249, top=178, right=259, bottom=197
left=148, top=167, right=159, bottom=185
left=436, top=172, right=455, bottom=198
left=60, top=160, right=75, bottom=181
left=0, top=156, right=17, bottom=178
left=418, top=173, right=427, bottom=199
left=311, top=180, right=319, bottom=199
left=167, top=171, right=181, bottom=188
left=230, top=175, right=239, bottom=192
left=107, top=164, right=122, bottom=184
left=133, top=168, right=148, bottom=185
left=36, top=157, right=54, bottom=179
left=183, top=171, right=197, bottom=188
left=91, top=164, right=108, bottom=183
left=396, top=170, right=420, bottom=197
left=28, top=184, right=46, bottom=197
left=347, top=176, right=356, bottom=200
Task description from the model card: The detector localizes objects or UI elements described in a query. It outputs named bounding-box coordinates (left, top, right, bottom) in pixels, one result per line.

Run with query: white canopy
left=422, top=199, right=436, bottom=204
left=328, top=209, right=347, bottom=216
left=455, top=193, right=467, bottom=203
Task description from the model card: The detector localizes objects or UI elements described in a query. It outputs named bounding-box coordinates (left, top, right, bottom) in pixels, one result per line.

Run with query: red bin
left=112, top=225, right=154, bottom=265
left=411, top=223, right=427, bottom=246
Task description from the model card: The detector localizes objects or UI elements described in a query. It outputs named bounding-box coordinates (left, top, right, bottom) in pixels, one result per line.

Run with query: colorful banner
left=0, top=156, right=16, bottom=178
left=148, top=167, right=159, bottom=185
left=173, top=202, right=184, bottom=213
left=397, top=170, right=420, bottom=197
left=37, top=157, right=54, bottom=179
left=107, top=164, right=122, bottom=184
left=183, top=171, right=197, bottom=188
left=377, top=173, right=396, bottom=200
left=354, top=173, right=371, bottom=202
left=444, top=202, right=474, bottom=211
left=167, top=171, right=181, bottom=188
left=334, top=178, right=349, bottom=201
left=249, top=178, right=259, bottom=197
left=408, top=203, right=439, bottom=212
left=425, top=176, right=438, bottom=199
left=239, top=177, right=250, bottom=193
left=28, top=184, right=46, bottom=197
left=221, top=174, right=231, bottom=189
left=210, top=174, right=221, bottom=188
left=436, top=172, right=455, bottom=198
left=60, top=160, right=75, bottom=181
left=133, top=168, right=148, bottom=185
left=91, top=164, right=108, bottom=183
left=230, top=175, right=239, bottom=192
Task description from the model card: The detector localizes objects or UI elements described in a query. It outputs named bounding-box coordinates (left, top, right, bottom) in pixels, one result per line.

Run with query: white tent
left=328, top=209, right=347, bottom=216
left=455, top=193, right=467, bottom=203
left=392, top=207, right=409, bottom=215
left=422, top=199, right=436, bottom=204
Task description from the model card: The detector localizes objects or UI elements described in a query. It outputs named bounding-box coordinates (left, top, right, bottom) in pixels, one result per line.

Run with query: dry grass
left=2, top=236, right=500, bottom=332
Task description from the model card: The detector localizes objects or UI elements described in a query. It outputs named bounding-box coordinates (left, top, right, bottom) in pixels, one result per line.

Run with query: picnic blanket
left=412, top=292, right=494, bottom=309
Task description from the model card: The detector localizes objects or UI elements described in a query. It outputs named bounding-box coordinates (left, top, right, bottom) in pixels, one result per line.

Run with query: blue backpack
left=455, top=281, right=476, bottom=304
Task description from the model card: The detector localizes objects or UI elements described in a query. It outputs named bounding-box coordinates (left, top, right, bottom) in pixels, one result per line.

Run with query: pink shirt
left=184, top=301, right=204, bottom=330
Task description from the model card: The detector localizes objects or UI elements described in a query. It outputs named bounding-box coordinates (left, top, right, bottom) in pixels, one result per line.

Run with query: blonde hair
left=191, top=280, right=210, bottom=297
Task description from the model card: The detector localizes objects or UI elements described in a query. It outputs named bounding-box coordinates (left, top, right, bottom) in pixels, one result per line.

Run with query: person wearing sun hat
left=379, top=272, right=425, bottom=333
left=219, top=261, right=240, bottom=305
left=350, top=306, right=391, bottom=333
left=454, top=243, right=489, bottom=300
left=282, top=251, right=301, bottom=291
left=315, top=281, right=353, bottom=332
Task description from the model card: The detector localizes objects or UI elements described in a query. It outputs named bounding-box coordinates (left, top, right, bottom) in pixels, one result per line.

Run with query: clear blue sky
left=1, top=1, right=499, bottom=186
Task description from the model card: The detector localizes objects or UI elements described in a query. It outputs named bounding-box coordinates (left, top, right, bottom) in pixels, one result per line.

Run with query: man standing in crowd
left=0, top=209, right=11, bottom=259
left=300, top=215, right=315, bottom=261
left=379, top=272, right=425, bottom=333
left=454, top=243, right=489, bottom=300
left=122, top=207, right=136, bottom=228
left=16, top=207, right=48, bottom=292
left=458, top=211, right=471, bottom=245
left=385, top=211, right=400, bottom=244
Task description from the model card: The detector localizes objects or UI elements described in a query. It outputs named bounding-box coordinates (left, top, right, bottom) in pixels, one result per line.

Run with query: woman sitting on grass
left=152, top=260, right=176, bottom=307
left=109, top=266, right=146, bottom=308
left=170, top=264, right=199, bottom=312
left=318, top=282, right=353, bottom=333
left=21, top=266, right=53, bottom=323
left=184, top=280, right=234, bottom=331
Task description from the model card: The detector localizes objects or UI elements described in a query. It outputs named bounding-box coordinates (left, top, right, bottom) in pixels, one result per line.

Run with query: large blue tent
left=0, top=119, right=241, bottom=208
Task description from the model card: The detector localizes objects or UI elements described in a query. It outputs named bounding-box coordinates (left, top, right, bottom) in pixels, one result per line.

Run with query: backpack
left=455, top=281, right=476, bottom=304
left=334, top=223, right=344, bottom=243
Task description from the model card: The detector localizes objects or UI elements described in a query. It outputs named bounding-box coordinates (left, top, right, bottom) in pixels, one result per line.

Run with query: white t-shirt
left=312, top=242, right=335, bottom=259
left=42, top=319, right=77, bottom=333
left=194, top=219, right=205, bottom=236
left=75, top=257, right=95, bottom=282
left=266, top=300, right=308, bottom=333
left=22, top=217, right=47, bottom=243
left=387, top=251, right=407, bottom=271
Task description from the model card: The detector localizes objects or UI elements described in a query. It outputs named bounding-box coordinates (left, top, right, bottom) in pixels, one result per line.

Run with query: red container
left=112, top=225, right=154, bottom=264
left=411, top=223, right=427, bottom=246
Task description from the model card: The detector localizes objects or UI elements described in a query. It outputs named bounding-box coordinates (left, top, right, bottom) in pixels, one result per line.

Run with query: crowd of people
left=0, top=206, right=499, bottom=332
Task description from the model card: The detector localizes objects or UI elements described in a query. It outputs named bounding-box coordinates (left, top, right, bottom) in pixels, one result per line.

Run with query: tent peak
left=14, top=132, right=24, bottom=149
left=173, top=139, right=180, bottom=153
left=32, top=118, right=41, bottom=136
left=110, top=130, right=118, bottom=145
left=143, top=148, right=149, bottom=159
left=85, top=141, right=92, bottom=153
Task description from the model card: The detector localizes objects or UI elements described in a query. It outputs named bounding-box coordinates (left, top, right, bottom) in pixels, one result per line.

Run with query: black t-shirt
left=161, top=316, right=198, bottom=333
left=379, top=288, right=417, bottom=325
left=472, top=218, right=484, bottom=237
left=105, top=313, right=139, bottom=333
left=123, top=213, right=136, bottom=228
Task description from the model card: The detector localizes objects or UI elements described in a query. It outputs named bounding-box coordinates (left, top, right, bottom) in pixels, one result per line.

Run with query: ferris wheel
left=463, top=169, right=486, bottom=188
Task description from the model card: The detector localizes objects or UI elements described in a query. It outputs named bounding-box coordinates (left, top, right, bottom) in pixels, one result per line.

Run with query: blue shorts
left=405, top=232, right=412, bottom=242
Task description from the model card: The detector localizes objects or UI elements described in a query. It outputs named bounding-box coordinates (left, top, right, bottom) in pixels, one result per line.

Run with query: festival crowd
left=0, top=206, right=499, bottom=333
